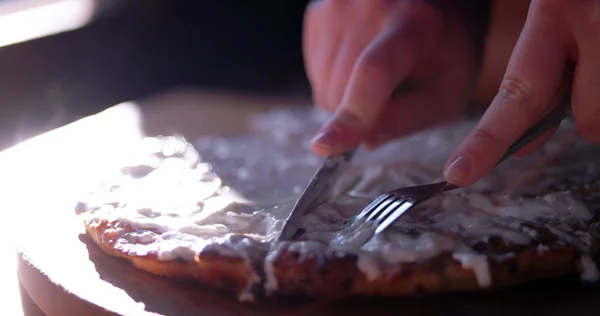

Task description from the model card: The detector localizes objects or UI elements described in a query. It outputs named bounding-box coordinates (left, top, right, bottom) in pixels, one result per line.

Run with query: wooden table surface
left=8, top=88, right=600, bottom=316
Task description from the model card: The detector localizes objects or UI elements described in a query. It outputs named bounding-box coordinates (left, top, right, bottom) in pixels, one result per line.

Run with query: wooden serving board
left=11, top=89, right=600, bottom=316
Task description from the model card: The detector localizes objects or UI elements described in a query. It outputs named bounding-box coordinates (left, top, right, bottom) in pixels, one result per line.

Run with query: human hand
left=303, top=0, right=490, bottom=156
left=443, top=0, right=598, bottom=186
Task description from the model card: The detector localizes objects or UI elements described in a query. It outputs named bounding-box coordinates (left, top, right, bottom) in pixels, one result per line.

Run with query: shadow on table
left=80, top=234, right=600, bottom=316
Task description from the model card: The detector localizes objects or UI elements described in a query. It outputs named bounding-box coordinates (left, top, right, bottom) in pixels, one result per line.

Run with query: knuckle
left=497, top=78, right=535, bottom=106
left=496, top=79, right=543, bottom=123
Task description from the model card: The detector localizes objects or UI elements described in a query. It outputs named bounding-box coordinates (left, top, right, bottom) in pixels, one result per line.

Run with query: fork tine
left=374, top=201, right=414, bottom=235
left=373, top=198, right=405, bottom=223
left=354, top=194, right=390, bottom=221
left=366, top=196, right=398, bottom=221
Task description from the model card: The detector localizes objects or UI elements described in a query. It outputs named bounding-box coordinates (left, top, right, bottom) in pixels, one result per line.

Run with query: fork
left=353, top=103, right=573, bottom=236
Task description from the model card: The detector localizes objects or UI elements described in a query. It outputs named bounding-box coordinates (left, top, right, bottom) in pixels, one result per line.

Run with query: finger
left=311, top=4, right=441, bottom=156
left=327, top=32, right=373, bottom=112
left=309, top=41, right=340, bottom=110
left=510, top=63, right=574, bottom=157
left=301, top=1, right=322, bottom=86
left=572, top=26, right=600, bottom=143
left=361, top=91, right=457, bottom=150
left=443, top=7, right=570, bottom=186
left=363, top=39, right=478, bottom=150
left=302, top=1, right=342, bottom=110
left=326, top=0, right=388, bottom=112
left=362, top=70, right=471, bottom=149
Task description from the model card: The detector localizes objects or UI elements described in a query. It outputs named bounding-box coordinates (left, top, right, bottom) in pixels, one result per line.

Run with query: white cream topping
left=452, top=253, right=491, bottom=287
left=76, top=110, right=600, bottom=298
left=238, top=272, right=261, bottom=302
left=356, top=253, right=382, bottom=281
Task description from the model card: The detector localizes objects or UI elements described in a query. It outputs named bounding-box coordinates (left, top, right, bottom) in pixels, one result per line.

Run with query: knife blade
left=276, top=148, right=357, bottom=242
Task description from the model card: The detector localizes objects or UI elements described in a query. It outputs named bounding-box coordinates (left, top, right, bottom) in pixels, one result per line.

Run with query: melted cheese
left=76, top=110, right=600, bottom=299
left=294, top=166, right=593, bottom=288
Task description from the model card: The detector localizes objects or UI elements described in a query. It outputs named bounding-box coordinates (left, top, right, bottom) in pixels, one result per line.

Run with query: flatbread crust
left=82, top=215, right=598, bottom=300
left=75, top=119, right=600, bottom=302
left=267, top=240, right=591, bottom=298
left=82, top=218, right=257, bottom=297
left=270, top=248, right=581, bottom=297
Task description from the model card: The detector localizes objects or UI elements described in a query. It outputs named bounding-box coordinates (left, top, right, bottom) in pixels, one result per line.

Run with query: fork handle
left=497, top=102, right=572, bottom=164
left=442, top=102, right=572, bottom=192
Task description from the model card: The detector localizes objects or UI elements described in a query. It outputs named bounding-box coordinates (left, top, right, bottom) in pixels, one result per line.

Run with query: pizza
left=75, top=108, right=600, bottom=302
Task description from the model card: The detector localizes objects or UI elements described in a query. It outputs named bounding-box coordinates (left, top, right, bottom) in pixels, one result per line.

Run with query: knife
left=276, top=148, right=357, bottom=242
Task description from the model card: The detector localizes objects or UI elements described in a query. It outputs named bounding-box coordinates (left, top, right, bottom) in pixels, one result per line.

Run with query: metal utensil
left=355, top=102, right=573, bottom=236
left=276, top=148, right=357, bottom=242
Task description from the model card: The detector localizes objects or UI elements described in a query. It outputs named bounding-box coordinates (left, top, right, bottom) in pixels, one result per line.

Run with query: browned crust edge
left=83, top=219, right=596, bottom=302
left=267, top=247, right=585, bottom=298
left=84, top=219, right=258, bottom=298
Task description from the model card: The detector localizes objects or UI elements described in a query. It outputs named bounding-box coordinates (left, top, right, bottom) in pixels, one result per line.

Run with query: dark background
left=0, top=0, right=312, bottom=149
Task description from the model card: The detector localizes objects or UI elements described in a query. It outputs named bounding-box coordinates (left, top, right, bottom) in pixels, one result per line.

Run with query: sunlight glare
left=0, top=0, right=96, bottom=47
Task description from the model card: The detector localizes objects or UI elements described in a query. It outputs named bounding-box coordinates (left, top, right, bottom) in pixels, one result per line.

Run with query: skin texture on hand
left=303, top=0, right=488, bottom=157
left=443, top=0, right=600, bottom=187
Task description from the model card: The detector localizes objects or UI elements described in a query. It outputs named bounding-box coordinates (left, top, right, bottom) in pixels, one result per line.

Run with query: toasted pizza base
left=267, top=247, right=584, bottom=298
left=84, top=218, right=594, bottom=301
left=75, top=124, right=600, bottom=302
left=84, top=219, right=258, bottom=297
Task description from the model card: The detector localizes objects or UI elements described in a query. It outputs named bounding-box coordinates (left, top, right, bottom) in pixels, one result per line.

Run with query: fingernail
left=311, top=111, right=363, bottom=147
left=444, top=155, right=472, bottom=183
left=311, top=126, right=342, bottom=147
